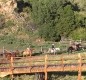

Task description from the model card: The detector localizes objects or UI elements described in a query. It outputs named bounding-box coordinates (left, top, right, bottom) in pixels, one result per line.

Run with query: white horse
left=48, top=48, right=60, bottom=54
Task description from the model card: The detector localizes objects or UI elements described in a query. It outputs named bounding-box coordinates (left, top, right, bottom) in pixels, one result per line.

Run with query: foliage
left=55, top=5, right=76, bottom=36
left=0, top=14, right=5, bottom=29
left=74, top=12, right=86, bottom=28
left=12, top=0, right=86, bottom=42
left=0, top=76, right=10, bottom=80
left=0, top=0, right=86, bottom=45
left=31, top=0, right=76, bottom=41
left=0, top=74, right=78, bottom=80
left=14, top=74, right=34, bottom=80
left=68, top=0, right=86, bottom=11
left=69, top=27, right=86, bottom=40
left=5, top=20, right=15, bottom=28
left=0, top=35, right=31, bottom=49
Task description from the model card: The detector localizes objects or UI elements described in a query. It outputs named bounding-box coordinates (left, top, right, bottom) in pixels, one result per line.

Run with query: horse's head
left=55, top=48, right=60, bottom=51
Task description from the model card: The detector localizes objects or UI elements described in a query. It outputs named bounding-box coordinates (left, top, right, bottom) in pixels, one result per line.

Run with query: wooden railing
left=0, top=53, right=86, bottom=80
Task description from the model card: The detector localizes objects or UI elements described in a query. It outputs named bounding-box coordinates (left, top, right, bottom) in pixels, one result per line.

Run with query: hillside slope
left=0, top=0, right=32, bottom=39
left=0, top=0, right=86, bottom=49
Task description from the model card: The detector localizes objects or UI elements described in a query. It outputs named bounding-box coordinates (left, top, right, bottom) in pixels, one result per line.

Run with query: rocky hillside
left=0, top=0, right=40, bottom=50
left=0, top=0, right=32, bottom=39
left=0, top=0, right=16, bottom=16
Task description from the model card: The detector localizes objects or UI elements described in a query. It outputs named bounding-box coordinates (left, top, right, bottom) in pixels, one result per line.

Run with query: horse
left=48, top=48, right=60, bottom=55
left=14, top=49, right=20, bottom=57
left=3, top=50, right=16, bottom=60
left=67, top=43, right=83, bottom=53
left=22, top=48, right=34, bottom=57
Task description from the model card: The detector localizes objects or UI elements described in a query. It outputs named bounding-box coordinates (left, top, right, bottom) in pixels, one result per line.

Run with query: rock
left=0, top=0, right=17, bottom=16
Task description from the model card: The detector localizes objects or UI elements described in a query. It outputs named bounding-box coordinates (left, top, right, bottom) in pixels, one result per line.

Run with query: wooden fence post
left=45, top=55, right=47, bottom=80
left=10, top=56, right=14, bottom=80
left=78, top=53, right=82, bottom=80
left=3, top=46, right=5, bottom=58
left=61, top=54, right=64, bottom=71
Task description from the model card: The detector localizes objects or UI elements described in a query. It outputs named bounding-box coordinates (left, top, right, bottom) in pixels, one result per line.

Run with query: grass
left=0, top=35, right=86, bottom=56
left=0, top=35, right=68, bottom=53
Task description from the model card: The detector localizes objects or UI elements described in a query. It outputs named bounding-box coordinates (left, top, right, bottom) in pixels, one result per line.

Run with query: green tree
left=56, top=5, right=76, bottom=36
left=31, top=0, right=76, bottom=41
left=69, top=27, right=86, bottom=40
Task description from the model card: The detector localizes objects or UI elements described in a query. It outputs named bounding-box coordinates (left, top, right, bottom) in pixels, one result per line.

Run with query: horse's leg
left=67, top=48, right=70, bottom=54
left=30, top=50, right=32, bottom=57
left=23, top=54, right=24, bottom=57
left=54, top=51, right=55, bottom=55
left=70, top=49, right=72, bottom=54
left=67, top=47, right=73, bottom=54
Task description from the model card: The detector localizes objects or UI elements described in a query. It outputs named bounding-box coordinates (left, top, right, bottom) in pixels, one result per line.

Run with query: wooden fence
left=0, top=53, right=86, bottom=80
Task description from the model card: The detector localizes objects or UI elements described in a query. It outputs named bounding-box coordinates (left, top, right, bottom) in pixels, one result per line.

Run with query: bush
left=0, top=14, right=5, bottom=29
left=5, top=20, right=15, bottom=27
left=31, top=0, right=75, bottom=41
left=69, top=27, right=86, bottom=40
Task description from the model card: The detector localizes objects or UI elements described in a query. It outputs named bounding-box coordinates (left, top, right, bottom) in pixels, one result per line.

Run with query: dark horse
left=67, top=43, right=82, bottom=53
left=3, top=50, right=19, bottom=60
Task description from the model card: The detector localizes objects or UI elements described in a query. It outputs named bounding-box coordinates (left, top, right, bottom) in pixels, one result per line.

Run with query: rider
left=51, top=44, right=55, bottom=50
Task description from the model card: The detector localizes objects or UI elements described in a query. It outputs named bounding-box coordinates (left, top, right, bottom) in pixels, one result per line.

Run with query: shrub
left=69, top=27, right=86, bottom=40
left=0, top=14, right=5, bottom=29
left=5, top=20, right=15, bottom=27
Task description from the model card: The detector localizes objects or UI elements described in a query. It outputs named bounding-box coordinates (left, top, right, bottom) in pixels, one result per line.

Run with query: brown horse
left=4, top=50, right=17, bottom=60
left=67, top=43, right=82, bottom=53
left=22, top=48, right=34, bottom=57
